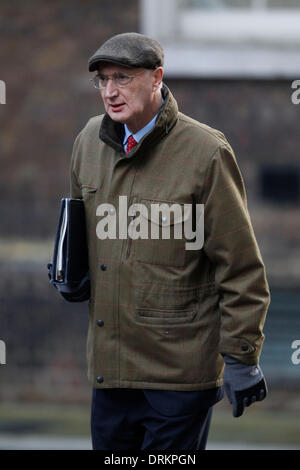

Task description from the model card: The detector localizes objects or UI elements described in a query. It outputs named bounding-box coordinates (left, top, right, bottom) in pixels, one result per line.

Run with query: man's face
left=97, top=63, right=162, bottom=133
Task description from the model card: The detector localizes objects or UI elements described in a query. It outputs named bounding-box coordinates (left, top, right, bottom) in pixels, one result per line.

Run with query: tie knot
left=126, top=135, right=137, bottom=153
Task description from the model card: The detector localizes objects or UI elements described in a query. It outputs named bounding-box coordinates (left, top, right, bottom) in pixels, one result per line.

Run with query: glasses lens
left=115, top=74, right=131, bottom=87
left=93, top=75, right=107, bottom=89
left=92, top=73, right=136, bottom=89
left=98, top=76, right=108, bottom=88
left=92, top=76, right=99, bottom=89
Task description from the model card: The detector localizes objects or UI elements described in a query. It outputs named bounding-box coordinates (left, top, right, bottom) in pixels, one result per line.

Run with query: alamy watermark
left=95, top=196, right=204, bottom=250
left=291, top=80, right=300, bottom=105
left=0, top=80, right=6, bottom=104
left=291, top=340, right=300, bottom=365
left=0, top=340, right=6, bottom=365
left=0, top=80, right=6, bottom=363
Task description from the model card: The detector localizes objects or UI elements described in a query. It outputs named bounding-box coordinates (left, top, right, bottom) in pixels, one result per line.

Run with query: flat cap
left=88, top=32, right=164, bottom=72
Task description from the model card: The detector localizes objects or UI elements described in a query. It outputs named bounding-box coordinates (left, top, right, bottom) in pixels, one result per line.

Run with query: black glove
left=223, top=355, right=267, bottom=418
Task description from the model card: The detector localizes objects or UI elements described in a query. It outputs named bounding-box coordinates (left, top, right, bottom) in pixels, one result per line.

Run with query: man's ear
left=153, top=67, right=164, bottom=91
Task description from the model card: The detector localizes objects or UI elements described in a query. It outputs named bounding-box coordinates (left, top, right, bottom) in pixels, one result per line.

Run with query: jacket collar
left=99, top=84, right=178, bottom=157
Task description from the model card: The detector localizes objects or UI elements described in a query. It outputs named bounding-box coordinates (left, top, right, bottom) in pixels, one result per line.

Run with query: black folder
left=48, top=198, right=90, bottom=302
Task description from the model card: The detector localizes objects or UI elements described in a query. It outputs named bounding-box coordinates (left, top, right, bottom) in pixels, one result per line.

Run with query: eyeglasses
left=91, top=71, right=145, bottom=89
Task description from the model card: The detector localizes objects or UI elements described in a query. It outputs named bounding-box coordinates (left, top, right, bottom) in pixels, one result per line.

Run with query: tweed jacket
left=70, top=84, right=270, bottom=390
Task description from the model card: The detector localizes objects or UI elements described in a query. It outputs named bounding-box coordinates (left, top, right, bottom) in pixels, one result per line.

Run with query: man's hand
left=223, top=355, right=267, bottom=418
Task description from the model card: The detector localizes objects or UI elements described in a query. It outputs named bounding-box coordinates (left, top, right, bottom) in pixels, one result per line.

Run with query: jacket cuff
left=219, top=337, right=259, bottom=365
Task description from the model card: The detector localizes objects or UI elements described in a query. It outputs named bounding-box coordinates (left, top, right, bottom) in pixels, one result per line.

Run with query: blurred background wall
left=0, top=0, right=300, bottom=446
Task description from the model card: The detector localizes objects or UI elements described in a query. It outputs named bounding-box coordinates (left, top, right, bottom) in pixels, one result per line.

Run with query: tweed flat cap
left=88, top=32, right=164, bottom=72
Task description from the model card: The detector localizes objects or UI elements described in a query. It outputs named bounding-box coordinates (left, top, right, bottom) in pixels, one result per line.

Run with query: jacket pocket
left=81, top=185, right=98, bottom=194
left=136, top=307, right=196, bottom=325
left=133, top=199, right=191, bottom=267
left=81, top=185, right=98, bottom=211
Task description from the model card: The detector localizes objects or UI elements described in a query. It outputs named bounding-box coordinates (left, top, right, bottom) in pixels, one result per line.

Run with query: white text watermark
left=291, top=340, right=300, bottom=365
left=0, top=80, right=6, bottom=104
left=291, top=80, right=300, bottom=105
left=104, top=454, right=196, bottom=466
left=95, top=197, right=204, bottom=250
left=0, top=340, right=6, bottom=365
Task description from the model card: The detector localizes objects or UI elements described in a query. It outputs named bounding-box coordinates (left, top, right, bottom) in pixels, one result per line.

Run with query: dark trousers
left=91, top=387, right=223, bottom=451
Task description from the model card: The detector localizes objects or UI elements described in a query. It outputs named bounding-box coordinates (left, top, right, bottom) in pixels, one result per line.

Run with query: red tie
left=126, top=135, right=137, bottom=153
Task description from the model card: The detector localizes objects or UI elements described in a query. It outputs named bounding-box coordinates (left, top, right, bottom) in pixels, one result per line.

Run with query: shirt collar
left=123, top=113, right=158, bottom=148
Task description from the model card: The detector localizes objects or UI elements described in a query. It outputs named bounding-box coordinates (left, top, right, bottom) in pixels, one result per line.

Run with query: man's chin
left=107, top=110, right=127, bottom=123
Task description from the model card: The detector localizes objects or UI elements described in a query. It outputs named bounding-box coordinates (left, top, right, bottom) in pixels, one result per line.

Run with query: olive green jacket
left=70, top=84, right=270, bottom=390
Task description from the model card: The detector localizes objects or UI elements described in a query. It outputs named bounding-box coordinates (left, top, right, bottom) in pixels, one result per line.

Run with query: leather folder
left=48, top=198, right=90, bottom=302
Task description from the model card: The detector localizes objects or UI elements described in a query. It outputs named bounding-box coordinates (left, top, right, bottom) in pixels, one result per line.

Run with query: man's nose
left=104, top=78, right=119, bottom=98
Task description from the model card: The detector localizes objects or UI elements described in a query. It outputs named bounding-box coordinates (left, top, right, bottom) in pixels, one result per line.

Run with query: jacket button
left=101, top=264, right=107, bottom=271
left=241, top=344, right=249, bottom=351
left=97, top=320, right=104, bottom=327
left=97, top=376, right=104, bottom=384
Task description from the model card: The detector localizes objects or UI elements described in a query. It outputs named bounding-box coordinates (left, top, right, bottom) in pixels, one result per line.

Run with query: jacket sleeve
left=69, top=131, right=83, bottom=199
left=202, top=144, right=270, bottom=365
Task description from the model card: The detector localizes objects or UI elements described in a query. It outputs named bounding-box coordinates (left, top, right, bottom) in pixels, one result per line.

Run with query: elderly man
left=69, top=32, right=270, bottom=450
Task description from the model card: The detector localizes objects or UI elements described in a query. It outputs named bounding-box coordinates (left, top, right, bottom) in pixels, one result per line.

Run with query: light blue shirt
left=123, top=113, right=158, bottom=153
